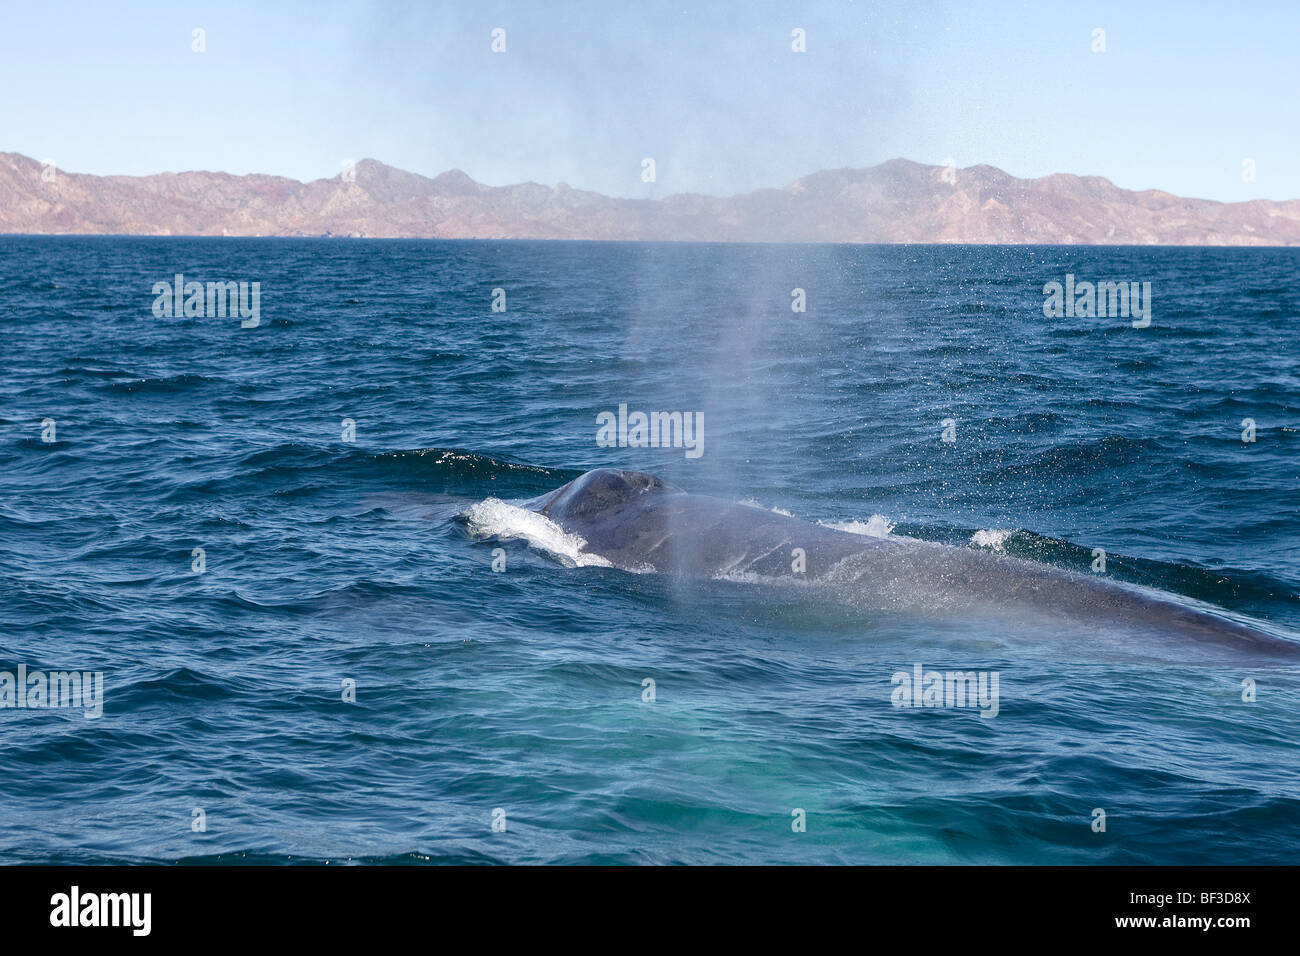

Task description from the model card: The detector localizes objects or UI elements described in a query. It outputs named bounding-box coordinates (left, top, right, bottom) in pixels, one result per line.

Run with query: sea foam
left=462, top=498, right=612, bottom=568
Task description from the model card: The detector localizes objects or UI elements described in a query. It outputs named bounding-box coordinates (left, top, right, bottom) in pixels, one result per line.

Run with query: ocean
left=1, top=236, right=1297, bottom=864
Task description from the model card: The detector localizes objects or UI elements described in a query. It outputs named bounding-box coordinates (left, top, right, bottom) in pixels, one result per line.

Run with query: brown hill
left=3, top=153, right=1298, bottom=244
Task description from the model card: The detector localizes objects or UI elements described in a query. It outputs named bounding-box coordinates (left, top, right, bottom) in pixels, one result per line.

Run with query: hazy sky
left=2, top=0, right=1296, bottom=201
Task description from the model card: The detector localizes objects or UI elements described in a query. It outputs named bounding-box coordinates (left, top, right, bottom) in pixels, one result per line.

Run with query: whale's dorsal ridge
left=541, top=468, right=681, bottom=522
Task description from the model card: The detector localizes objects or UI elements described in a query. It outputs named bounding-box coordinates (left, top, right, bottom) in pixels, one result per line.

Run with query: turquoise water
left=1, top=237, right=1297, bottom=863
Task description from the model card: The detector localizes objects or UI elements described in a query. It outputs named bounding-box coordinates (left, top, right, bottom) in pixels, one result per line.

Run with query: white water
left=969, top=528, right=1016, bottom=551
left=462, top=498, right=613, bottom=568
left=821, top=515, right=896, bottom=538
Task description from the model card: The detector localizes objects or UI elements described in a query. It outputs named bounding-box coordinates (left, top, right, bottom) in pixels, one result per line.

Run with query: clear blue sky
left=2, top=0, right=1296, bottom=201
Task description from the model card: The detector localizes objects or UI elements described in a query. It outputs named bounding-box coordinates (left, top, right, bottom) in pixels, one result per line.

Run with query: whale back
left=534, top=467, right=870, bottom=576
left=540, top=468, right=681, bottom=524
left=519, top=468, right=1299, bottom=656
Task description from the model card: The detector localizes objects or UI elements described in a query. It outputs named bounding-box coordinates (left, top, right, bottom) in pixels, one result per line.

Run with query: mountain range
left=3, top=151, right=1298, bottom=245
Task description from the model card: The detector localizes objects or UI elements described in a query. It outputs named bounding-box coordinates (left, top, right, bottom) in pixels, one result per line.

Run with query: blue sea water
left=0, top=236, right=1297, bottom=864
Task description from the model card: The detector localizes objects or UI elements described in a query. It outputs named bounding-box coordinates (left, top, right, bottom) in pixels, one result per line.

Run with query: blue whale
left=526, top=468, right=1297, bottom=656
